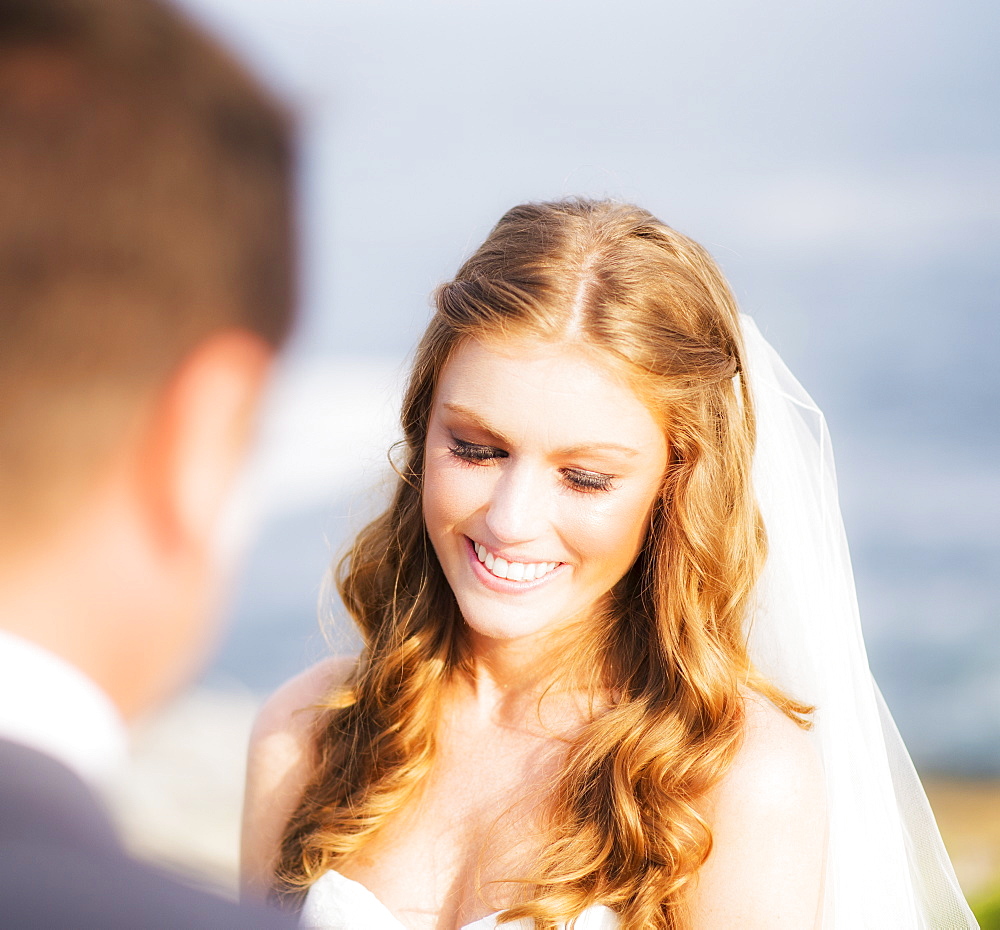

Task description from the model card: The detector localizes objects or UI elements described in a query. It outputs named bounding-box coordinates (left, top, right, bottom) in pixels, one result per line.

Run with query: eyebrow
left=441, top=402, right=641, bottom=458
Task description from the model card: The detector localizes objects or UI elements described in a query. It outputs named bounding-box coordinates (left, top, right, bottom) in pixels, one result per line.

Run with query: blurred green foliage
left=974, top=885, right=1000, bottom=929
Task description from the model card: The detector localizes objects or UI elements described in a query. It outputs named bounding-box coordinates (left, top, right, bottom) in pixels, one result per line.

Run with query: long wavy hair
left=274, top=199, right=810, bottom=929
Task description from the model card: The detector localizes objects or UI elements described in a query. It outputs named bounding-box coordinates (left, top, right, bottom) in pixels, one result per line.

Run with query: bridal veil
left=740, top=316, right=978, bottom=928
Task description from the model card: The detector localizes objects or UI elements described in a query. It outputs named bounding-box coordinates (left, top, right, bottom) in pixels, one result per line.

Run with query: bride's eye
left=449, top=438, right=506, bottom=464
left=562, top=468, right=616, bottom=493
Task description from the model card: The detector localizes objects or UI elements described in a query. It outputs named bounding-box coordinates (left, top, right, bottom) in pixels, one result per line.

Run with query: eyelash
left=447, top=439, right=616, bottom=493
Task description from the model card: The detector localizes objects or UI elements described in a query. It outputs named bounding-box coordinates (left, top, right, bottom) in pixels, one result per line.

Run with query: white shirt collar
left=0, top=629, right=128, bottom=790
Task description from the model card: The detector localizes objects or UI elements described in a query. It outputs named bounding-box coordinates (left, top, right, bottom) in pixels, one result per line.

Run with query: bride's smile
left=422, top=335, right=668, bottom=645
left=468, top=536, right=563, bottom=584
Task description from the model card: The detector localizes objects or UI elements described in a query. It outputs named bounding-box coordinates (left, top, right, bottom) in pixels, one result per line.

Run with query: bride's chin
left=460, top=614, right=548, bottom=644
left=455, top=601, right=563, bottom=645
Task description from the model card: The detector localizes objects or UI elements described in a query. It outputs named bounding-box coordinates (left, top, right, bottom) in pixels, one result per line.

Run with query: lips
left=471, top=539, right=561, bottom=583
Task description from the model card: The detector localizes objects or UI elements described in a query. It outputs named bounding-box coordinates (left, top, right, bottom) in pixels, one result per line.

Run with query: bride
left=241, top=200, right=976, bottom=929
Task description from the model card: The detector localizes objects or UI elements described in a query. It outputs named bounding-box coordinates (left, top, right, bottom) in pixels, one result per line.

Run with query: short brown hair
left=0, top=0, right=296, bottom=527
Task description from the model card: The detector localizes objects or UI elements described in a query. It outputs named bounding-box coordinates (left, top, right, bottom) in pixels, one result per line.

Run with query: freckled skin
left=422, top=337, right=670, bottom=648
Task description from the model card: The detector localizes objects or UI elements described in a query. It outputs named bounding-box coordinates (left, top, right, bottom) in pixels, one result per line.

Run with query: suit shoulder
left=0, top=835, right=297, bottom=929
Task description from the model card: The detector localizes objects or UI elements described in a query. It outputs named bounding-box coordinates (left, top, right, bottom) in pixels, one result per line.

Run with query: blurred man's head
left=0, top=0, right=296, bottom=716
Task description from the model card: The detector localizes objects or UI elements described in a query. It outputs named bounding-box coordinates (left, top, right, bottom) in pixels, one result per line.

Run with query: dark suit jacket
left=0, top=738, right=297, bottom=929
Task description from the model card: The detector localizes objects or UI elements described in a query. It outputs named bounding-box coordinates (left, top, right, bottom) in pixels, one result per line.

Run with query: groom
left=0, top=0, right=297, bottom=926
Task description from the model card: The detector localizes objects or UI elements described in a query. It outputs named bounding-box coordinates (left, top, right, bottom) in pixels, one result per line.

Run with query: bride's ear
left=136, top=329, right=274, bottom=553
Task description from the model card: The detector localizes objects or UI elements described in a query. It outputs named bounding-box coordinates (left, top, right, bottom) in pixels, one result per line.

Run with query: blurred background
left=108, top=0, right=999, bottom=917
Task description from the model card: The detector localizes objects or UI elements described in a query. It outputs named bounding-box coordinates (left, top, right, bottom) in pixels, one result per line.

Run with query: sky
left=178, top=0, right=999, bottom=772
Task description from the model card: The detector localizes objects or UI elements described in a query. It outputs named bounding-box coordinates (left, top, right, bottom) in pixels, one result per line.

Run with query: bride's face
left=422, top=336, right=669, bottom=645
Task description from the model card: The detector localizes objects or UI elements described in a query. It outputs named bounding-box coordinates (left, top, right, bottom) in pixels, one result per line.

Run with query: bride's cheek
left=424, top=458, right=483, bottom=533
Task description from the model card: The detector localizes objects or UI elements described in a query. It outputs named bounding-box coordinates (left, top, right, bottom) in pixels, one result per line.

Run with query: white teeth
left=472, top=541, right=559, bottom=583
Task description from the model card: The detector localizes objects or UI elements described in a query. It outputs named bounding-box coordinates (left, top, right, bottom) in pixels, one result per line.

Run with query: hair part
left=275, top=199, right=809, bottom=928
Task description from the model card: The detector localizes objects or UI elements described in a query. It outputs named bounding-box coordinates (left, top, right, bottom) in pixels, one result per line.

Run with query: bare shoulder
left=240, top=656, right=357, bottom=896
left=716, top=693, right=825, bottom=813
left=250, top=654, right=356, bottom=749
left=686, top=695, right=827, bottom=928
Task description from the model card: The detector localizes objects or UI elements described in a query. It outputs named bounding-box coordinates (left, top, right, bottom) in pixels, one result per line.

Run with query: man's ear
left=138, top=330, right=274, bottom=552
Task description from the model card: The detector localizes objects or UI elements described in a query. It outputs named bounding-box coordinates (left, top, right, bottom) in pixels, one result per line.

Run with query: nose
left=483, top=461, right=547, bottom=545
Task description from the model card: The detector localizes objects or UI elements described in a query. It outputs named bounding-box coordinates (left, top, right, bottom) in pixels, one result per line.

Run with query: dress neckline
left=304, top=869, right=503, bottom=930
left=302, top=869, right=617, bottom=930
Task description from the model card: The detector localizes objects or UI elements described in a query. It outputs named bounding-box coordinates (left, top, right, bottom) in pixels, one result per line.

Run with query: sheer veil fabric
left=741, top=316, right=977, bottom=928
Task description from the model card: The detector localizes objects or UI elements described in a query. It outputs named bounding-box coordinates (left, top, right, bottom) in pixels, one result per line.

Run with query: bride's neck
left=457, top=625, right=606, bottom=727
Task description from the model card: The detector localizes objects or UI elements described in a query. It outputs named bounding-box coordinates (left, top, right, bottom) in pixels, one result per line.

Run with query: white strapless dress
left=300, top=870, right=619, bottom=930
